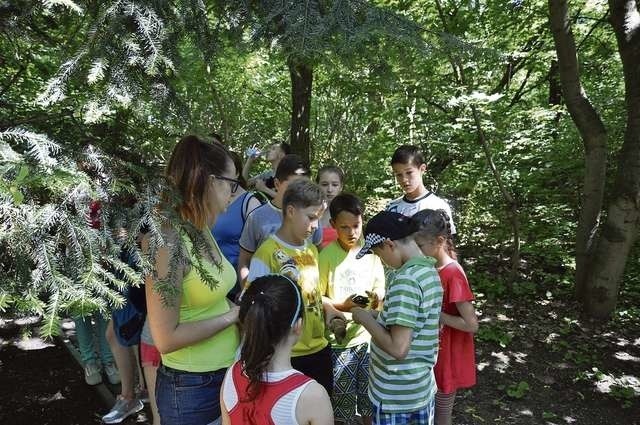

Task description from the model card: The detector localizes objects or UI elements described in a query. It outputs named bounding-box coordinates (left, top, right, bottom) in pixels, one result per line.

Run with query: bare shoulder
left=297, top=381, right=333, bottom=425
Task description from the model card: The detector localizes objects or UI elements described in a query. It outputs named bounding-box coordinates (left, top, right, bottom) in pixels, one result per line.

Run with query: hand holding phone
left=351, top=294, right=369, bottom=307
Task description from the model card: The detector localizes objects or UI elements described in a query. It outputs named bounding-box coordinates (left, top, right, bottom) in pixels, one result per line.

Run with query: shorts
left=140, top=342, right=161, bottom=368
left=373, top=398, right=435, bottom=425
left=291, top=344, right=333, bottom=397
left=331, top=342, right=372, bottom=421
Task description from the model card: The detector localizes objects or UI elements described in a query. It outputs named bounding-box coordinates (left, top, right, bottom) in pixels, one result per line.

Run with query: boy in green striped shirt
left=351, top=211, right=442, bottom=425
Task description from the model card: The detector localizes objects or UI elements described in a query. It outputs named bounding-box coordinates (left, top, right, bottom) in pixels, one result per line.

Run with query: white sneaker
left=84, top=361, right=102, bottom=386
left=102, top=397, right=144, bottom=424
left=104, top=362, right=121, bottom=385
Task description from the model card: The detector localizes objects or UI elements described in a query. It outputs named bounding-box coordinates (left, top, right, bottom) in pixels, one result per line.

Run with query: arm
left=220, top=376, right=231, bottom=425
left=322, top=297, right=346, bottom=323
left=145, top=245, right=239, bottom=354
left=242, top=154, right=257, bottom=184
left=237, top=247, right=253, bottom=287
left=440, top=301, right=478, bottom=333
left=351, top=307, right=413, bottom=360
left=255, top=178, right=277, bottom=199
left=297, top=381, right=334, bottom=425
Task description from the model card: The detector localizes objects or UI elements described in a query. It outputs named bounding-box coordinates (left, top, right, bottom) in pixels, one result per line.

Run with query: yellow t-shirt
left=247, top=234, right=327, bottom=357
left=319, top=240, right=386, bottom=348
left=162, top=233, right=240, bottom=372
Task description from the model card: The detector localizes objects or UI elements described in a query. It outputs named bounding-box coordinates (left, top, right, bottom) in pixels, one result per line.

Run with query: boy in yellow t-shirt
left=247, top=179, right=334, bottom=395
left=319, top=193, right=385, bottom=425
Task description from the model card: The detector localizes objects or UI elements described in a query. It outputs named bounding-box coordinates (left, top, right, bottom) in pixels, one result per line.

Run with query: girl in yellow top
left=146, top=135, right=241, bottom=425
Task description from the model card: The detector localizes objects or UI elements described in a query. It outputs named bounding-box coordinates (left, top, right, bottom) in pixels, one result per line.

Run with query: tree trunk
left=288, top=58, right=313, bottom=166
left=548, top=0, right=608, bottom=302
left=583, top=0, right=640, bottom=319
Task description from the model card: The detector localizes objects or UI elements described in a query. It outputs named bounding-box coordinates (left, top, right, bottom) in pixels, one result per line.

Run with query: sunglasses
left=211, top=174, right=240, bottom=194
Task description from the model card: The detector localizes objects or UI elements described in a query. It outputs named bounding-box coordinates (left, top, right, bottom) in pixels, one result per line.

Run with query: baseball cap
left=356, top=211, right=414, bottom=259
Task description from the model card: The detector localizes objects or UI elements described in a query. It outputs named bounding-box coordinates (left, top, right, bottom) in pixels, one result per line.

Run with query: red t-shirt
left=434, top=261, right=476, bottom=393
left=320, top=227, right=337, bottom=249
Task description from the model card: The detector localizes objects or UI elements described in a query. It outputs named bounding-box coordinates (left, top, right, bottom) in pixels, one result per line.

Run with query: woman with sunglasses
left=220, top=274, right=333, bottom=425
left=145, top=135, right=241, bottom=425
left=212, top=151, right=263, bottom=301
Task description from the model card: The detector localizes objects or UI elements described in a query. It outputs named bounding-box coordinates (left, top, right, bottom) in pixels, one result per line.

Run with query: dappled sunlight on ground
left=14, top=336, right=54, bottom=351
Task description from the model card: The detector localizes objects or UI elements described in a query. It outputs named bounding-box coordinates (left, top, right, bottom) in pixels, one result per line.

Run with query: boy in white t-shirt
left=385, top=145, right=456, bottom=236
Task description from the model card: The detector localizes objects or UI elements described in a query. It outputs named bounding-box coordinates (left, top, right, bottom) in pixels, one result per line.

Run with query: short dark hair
left=282, top=179, right=325, bottom=212
left=279, top=142, right=292, bottom=155
left=316, top=165, right=345, bottom=185
left=329, top=193, right=363, bottom=220
left=275, top=154, right=310, bottom=182
left=390, top=145, right=425, bottom=167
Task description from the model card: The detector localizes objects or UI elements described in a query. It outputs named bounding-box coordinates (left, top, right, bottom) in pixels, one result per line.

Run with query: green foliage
left=477, top=324, right=513, bottom=348
left=506, top=380, right=530, bottom=399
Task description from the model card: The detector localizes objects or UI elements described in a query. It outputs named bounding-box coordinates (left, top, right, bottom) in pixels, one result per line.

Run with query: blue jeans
left=156, top=365, right=226, bottom=425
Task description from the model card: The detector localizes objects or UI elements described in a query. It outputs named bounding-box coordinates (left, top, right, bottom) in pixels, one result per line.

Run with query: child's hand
left=341, top=294, right=359, bottom=310
left=366, top=291, right=380, bottom=309
left=350, top=307, right=371, bottom=325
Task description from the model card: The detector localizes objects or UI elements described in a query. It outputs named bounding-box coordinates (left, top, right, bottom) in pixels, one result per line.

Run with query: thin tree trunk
left=583, top=0, right=640, bottom=318
left=288, top=58, right=313, bottom=165
left=549, top=0, right=608, bottom=302
left=435, top=0, right=521, bottom=286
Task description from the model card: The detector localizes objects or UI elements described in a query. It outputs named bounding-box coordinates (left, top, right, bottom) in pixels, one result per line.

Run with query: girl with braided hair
left=220, top=274, right=333, bottom=425
left=410, top=209, right=478, bottom=425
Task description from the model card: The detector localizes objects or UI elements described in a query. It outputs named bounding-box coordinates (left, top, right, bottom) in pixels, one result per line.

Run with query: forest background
left=1, top=0, right=639, bottom=422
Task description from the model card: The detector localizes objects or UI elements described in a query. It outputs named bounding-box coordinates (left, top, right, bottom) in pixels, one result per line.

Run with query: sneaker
left=104, top=362, right=121, bottom=385
left=84, top=360, right=102, bottom=386
left=102, top=396, right=144, bottom=424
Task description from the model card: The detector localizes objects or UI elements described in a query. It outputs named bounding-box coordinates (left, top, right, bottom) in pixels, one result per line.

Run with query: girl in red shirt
left=411, top=209, right=479, bottom=425
left=220, top=275, right=333, bottom=425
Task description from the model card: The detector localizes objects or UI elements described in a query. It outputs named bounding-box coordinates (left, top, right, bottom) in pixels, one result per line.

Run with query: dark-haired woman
left=211, top=151, right=262, bottom=301
left=220, top=275, right=333, bottom=425
left=146, top=135, right=241, bottom=425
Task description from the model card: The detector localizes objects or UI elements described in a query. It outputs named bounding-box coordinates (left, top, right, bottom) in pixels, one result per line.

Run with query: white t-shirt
left=386, top=191, right=456, bottom=234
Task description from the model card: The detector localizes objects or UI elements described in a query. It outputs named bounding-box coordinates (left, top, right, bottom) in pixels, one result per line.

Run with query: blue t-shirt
left=212, top=191, right=253, bottom=270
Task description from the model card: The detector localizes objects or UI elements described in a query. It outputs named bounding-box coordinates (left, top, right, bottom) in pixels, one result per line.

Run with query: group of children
left=219, top=143, right=478, bottom=425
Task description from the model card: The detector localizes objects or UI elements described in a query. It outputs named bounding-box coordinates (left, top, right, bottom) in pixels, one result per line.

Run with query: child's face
left=331, top=211, right=362, bottom=250
left=372, top=241, right=402, bottom=269
left=287, top=203, right=325, bottom=241
left=392, top=162, right=426, bottom=198
left=415, top=235, right=442, bottom=259
left=318, top=171, right=343, bottom=202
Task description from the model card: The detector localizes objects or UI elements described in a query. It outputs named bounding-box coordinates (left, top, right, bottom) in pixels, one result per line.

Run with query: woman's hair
left=410, top=209, right=455, bottom=256
left=239, top=274, right=305, bottom=401
left=228, top=150, right=248, bottom=189
left=390, top=145, right=425, bottom=167
left=165, top=135, right=231, bottom=229
left=316, top=164, right=345, bottom=185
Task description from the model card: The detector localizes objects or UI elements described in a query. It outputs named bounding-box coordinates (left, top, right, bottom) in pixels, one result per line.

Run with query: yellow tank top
left=161, top=232, right=240, bottom=372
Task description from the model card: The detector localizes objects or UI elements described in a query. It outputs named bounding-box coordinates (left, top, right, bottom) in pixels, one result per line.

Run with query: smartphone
left=351, top=294, right=369, bottom=307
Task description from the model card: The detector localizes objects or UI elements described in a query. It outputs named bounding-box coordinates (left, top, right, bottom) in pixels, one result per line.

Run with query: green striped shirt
left=368, top=256, right=442, bottom=413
